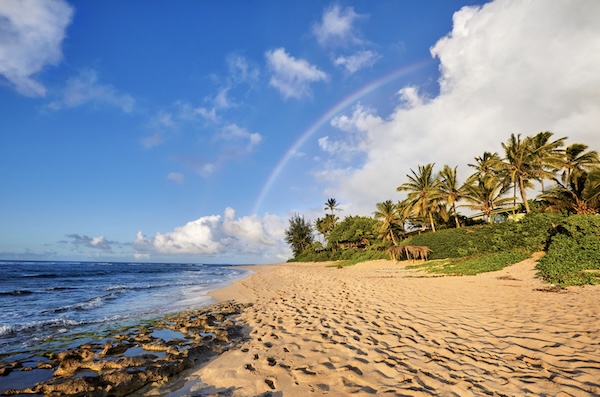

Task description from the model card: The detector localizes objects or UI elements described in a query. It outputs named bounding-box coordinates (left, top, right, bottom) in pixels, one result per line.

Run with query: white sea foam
left=0, top=261, right=250, bottom=357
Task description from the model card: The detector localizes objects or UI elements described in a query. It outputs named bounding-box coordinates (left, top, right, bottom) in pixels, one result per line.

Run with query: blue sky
left=1, top=1, right=599, bottom=263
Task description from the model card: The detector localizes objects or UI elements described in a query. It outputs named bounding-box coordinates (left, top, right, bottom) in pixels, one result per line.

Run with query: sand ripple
left=177, top=256, right=600, bottom=396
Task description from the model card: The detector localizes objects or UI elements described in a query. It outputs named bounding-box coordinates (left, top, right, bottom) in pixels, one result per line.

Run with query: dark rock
left=2, top=301, right=250, bottom=397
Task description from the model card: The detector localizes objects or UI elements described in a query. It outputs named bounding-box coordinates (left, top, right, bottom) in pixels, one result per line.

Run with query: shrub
left=402, top=212, right=566, bottom=259
left=536, top=215, right=600, bottom=286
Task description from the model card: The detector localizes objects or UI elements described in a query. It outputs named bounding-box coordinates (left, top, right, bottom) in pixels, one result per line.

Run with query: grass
left=406, top=251, right=530, bottom=276
left=325, top=257, right=386, bottom=268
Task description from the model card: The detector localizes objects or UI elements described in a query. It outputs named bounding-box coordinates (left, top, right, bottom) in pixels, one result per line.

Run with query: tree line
left=285, top=132, right=600, bottom=258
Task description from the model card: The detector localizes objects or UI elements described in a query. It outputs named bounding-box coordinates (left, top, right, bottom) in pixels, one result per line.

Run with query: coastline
left=157, top=257, right=600, bottom=396
left=0, top=265, right=255, bottom=397
left=3, top=259, right=599, bottom=396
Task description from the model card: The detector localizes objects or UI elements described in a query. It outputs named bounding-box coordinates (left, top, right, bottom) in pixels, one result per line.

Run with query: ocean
left=0, top=260, right=251, bottom=359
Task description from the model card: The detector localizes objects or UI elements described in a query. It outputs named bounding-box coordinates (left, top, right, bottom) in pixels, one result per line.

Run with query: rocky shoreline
left=0, top=301, right=251, bottom=397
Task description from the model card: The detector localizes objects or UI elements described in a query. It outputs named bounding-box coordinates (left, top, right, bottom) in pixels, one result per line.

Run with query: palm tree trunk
left=541, top=178, right=545, bottom=193
left=518, top=176, right=531, bottom=213
left=452, top=202, right=460, bottom=228
left=429, top=212, right=436, bottom=232
left=390, top=229, right=397, bottom=246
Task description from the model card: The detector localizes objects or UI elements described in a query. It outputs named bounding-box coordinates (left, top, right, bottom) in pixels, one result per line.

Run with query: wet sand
left=158, top=256, right=600, bottom=396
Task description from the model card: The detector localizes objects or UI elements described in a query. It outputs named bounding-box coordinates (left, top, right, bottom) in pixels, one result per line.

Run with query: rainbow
left=252, top=59, right=433, bottom=214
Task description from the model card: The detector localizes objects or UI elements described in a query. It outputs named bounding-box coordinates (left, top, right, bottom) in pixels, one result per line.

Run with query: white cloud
left=195, top=106, right=218, bottom=123
left=315, top=103, right=382, bottom=164
left=134, top=208, right=289, bottom=260
left=194, top=54, right=259, bottom=123
left=334, top=50, right=380, bottom=74
left=227, top=53, right=260, bottom=84
left=153, top=215, right=222, bottom=255
left=214, top=87, right=231, bottom=109
left=396, top=86, right=425, bottom=109
left=320, top=0, right=600, bottom=215
left=141, top=132, right=163, bottom=149
left=217, top=123, right=262, bottom=151
left=200, top=164, right=217, bottom=177
left=155, top=112, right=174, bottom=128
left=223, top=208, right=274, bottom=246
left=312, top=4, right=364, bottom=47
left=317, top=105, right=382, bottom=161
left=66, top=234, right=114, bottom=252
left=265, top=48, right=328, bottom=99
left=47, top=70, right=135, bottom=112
left=172, top=124, right=262, bottom=177
left=167, top=172, right=185, bottom=184
left=330, top=103, right=382, bottom=133
left=0, top=0, right=73, bottom=97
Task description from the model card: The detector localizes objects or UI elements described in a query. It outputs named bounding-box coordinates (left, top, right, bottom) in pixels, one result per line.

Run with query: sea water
left=0, top=261, right=251, bottom=359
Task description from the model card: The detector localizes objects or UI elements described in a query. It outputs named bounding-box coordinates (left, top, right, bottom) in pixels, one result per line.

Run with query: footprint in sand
left=264, top=378, right=276, bottom=390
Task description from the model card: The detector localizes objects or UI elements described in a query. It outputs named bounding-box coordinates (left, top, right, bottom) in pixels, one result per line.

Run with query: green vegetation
left=284, top=132, right=600, bottom=287
left=407, top=252, right=530, bottom=276
left=284, top=214, right=314, bottom=257
left=537, top=215, right=600, bottom=286
left=402, top=212, right=564, bottom=259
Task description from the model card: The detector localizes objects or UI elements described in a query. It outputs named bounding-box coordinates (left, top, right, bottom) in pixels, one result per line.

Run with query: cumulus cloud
left=47, top=70, right=135, bottom=112
left=134, top=208, right=289, bottom=260
left=0, top=0, right=73, bottom=97
left=320, top=0, right=600, bottom=215
left=312, top=4, right=364, bottom=47
left=318, top=104, right=382, bottom=160
left=265, top=48, right=328, bottom=99
left=333, top=50, right=380, bottom=74
left=153, top=216, right=222, bottom=255
left=65, top=234, right=115, bottom=252
left=330, top=104, right=382, bottom=133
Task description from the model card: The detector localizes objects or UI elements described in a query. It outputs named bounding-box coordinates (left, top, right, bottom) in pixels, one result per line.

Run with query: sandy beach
left=150, top=256, right=600, bottom=397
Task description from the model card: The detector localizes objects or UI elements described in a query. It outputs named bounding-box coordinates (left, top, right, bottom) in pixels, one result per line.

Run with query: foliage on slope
left=536, top=215, right=600, bottom=286
left=290, top=212, right=600, bottom=287
left=401, top=213, right=565, bottom=259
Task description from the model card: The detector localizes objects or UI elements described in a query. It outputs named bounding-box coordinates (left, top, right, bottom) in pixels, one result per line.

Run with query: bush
left=290, top=245, right=388, bottom=264
left=402, top=212, right=566, bottom=259
left=536, top=215, right=600, bottom=286
left=328, top=216, right=378, bottom=249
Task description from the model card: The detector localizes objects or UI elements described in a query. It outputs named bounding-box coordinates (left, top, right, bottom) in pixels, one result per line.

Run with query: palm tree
left=461, top=174, right=513, bottom=223
left=324, top=198, right=342, bottom=214
left=541, top=169, right=600, bottom=214
left=438, top=165, right=463, bottom=228
left=528, top=131, right=566, bottom=192
left=397, top=163, right=441, bottom=232
left=469, top=152, right=502, bottom=180
left=373, top=200, right=403, bottom=245
left=315, top=213, right=338, bottom=243
left=500, top=133, right=537, bottom=213
left=561, top=143, right=600, bottom=187
left=499, top=132, right=566, bottom=213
